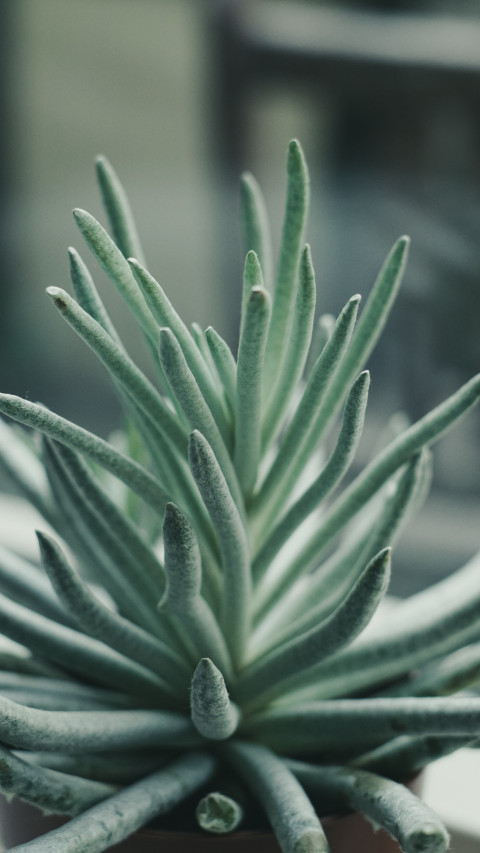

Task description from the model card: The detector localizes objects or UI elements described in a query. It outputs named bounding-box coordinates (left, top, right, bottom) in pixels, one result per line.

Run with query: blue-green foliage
left=0, top=142, right=479, bottom=852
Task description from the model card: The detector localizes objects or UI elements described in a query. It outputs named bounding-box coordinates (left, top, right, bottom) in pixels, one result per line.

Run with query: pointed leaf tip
left=287, top=138, right=308, bottom=174
left=196, top=656, right=216, bottom=676
left=189, top=428, right=205, bottom=448
left=356, top=368, right=370, bottom=385
left=191, top=658, right=239, bottom=740
left=46, top=286, right=62, bottom=298
left=393, top=234, right=410, bottom=260
left=35, top=529, right=49, bottom=550
left=379, top=546, right=392, bottom=568
left=288, top=137, right=302, bottom=155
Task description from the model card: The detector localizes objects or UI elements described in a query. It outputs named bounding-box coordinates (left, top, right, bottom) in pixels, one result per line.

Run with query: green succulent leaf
left=253, top=292, right=361, bottom=529
left=280, top=448, right=430, bottom=638
left=41, top=439, right=164, bottom=637
left=204, top=325, right=237, bottom=415
left=281, top=552, right=480, bottom=704
left=0, top=591, right=173, bottom=704
left=5, top=753, right=215, bottom=852
left=161, top=503, right=232, bottom=676
left=263, top=139, right=310, bottom=388
left=0, top=695, right=199, bottom=752
left=18, top=750, right=169, bottom=785
left=95, top=155, right=146, bottom=265
left=0, top=744, right=116, bottom=817
left=73, top=208, right=158, bottom=347
left=0, top=673, right=136, bottom=712
left=223, top=741, right=329, bottom=853
left=240, top=250, right=265, bottom=339
left=287, top=373, right=480, bottom=581
left=253, top=369, right=370, bottom=590
left=36, top=531, right=190, bottom=692
left=159, top=327, right=240, bottom=506
left=354, top=733, right=476, bottom=780
left=245, top=696, right=480, bottom=753
left=188, top=431, right=251, bottom=667
left=234, top=285, right=271, bottom=496
left=238, top=547, right=391, bottom=708
left=289, top=761, right=450, bottom=853
left=190, top=658, right=240, bottom=740
left=0, top=543, right=70, bottom=627
left=68, top=247, right=122, bottom=344
left=129, top=257, right=231, bottom=438
left=46, top=286, right=187, bottom=457
left=0, top=419, right=57, bottom=526
left=261, top=243, right=317, bottom=449
left=0, top=394, right=168, bottom=509
left=241, top=171, right=273, bottom=290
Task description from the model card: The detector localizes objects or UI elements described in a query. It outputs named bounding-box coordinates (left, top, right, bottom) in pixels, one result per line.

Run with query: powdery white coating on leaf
left=290, top=763, right=449, bottom=853
left=190, top=658, right=239, bottom=740
left=6, top=752, right=216, bottom=853
left=224, top=742, right=329, bottom=853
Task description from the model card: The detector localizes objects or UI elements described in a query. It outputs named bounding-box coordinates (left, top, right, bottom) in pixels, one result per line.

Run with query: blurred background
left=0, top=0, right=479, bottom=594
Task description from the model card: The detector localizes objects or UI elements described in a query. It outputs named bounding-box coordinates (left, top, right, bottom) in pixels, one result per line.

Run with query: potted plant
left=0, top=139, right=479, bottom=853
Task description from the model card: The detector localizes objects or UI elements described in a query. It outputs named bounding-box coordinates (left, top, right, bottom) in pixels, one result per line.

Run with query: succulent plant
left=0, top=140, right=479, bottom=853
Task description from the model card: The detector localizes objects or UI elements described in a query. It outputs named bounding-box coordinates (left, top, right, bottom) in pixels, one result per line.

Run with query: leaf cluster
left=0, top=144, right=479, bottom=852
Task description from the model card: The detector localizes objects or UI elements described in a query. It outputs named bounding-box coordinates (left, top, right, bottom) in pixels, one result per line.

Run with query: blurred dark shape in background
left=209, top=0, right=480, bottom=592
left=0, top=0, right=479, bottom=592
left=211, top=1, right=480, bottom=418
